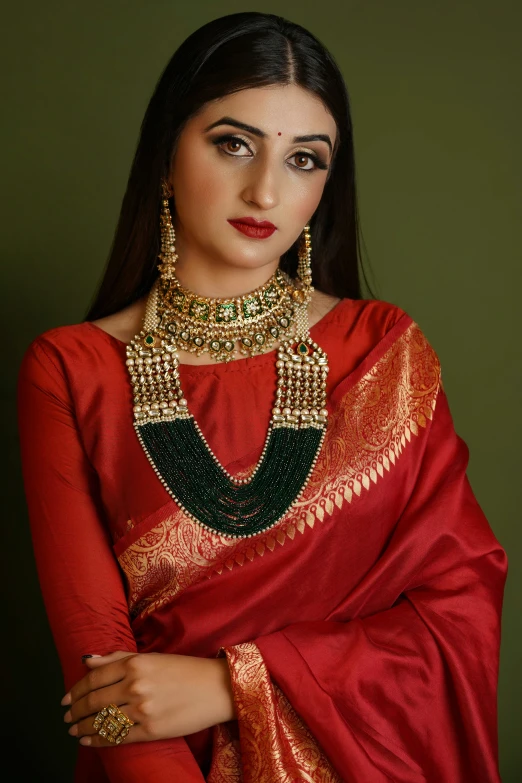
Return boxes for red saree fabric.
[17,297,507,782]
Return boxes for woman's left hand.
[61,651,236,747]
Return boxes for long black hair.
[85,11,374,321]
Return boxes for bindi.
[278,132,281,135]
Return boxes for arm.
[222,385,508,782]
[17,337,204,782]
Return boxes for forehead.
[194,84,337,139]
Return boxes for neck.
[172,225,280,299]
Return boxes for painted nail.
[81,655,93,662]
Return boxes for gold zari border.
[207,641,341,782]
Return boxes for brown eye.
[212,134,252,157]
[294,154,311,168]
[289,153,316,172]
[226,139,242,153]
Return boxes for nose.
[240,156,280,211]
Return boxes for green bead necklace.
[126,277,330,539]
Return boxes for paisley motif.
[207,641,341,782]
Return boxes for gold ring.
[92,703,134,745]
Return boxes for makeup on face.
[205,117,332,173]
[168,87,337,280]
[227,217,277,239]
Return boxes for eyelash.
[211,133,329,172]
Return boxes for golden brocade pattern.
[118,321,440,619]
[207,642,341,782]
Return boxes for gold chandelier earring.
[298,224,312,287]
[157,180,178,281]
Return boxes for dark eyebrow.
[204,116,333,155]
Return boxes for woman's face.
[168,83,337,279]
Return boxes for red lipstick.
[227,216,277,239]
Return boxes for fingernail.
[61,693,71,706]
[63,711,72,723]
[79,736,91,746]
[68,724,78,736]
[82,654,102,663]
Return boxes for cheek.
[171,147,224,223]
[287,176,326,226]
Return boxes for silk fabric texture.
[17,297,508,782]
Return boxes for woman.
[17,11,507,783]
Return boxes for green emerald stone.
[298,342,310,355]
[188,299,209,321]
[243,296,262,318]
[144,334,155,346]
[263,285,278,307]
[216,303,238,322]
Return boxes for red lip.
[227,218,276,239]
[229,216,276,228]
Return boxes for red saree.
[17,297,507,782]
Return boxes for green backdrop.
[3,1,520,779]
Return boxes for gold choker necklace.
[156,267,306,363]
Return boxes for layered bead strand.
[125,277,330,539]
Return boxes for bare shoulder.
[308,289,342,329]
[90,296,147,343]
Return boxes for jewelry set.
[92,180,330,742]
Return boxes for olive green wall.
[3,1,520,779]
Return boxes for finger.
[69,654,136,710]
[68,679,128,724]
[61,652,136,706]
[84,651,135,668]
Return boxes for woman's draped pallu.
[17,297,508,782]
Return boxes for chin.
[213,244,279,270]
